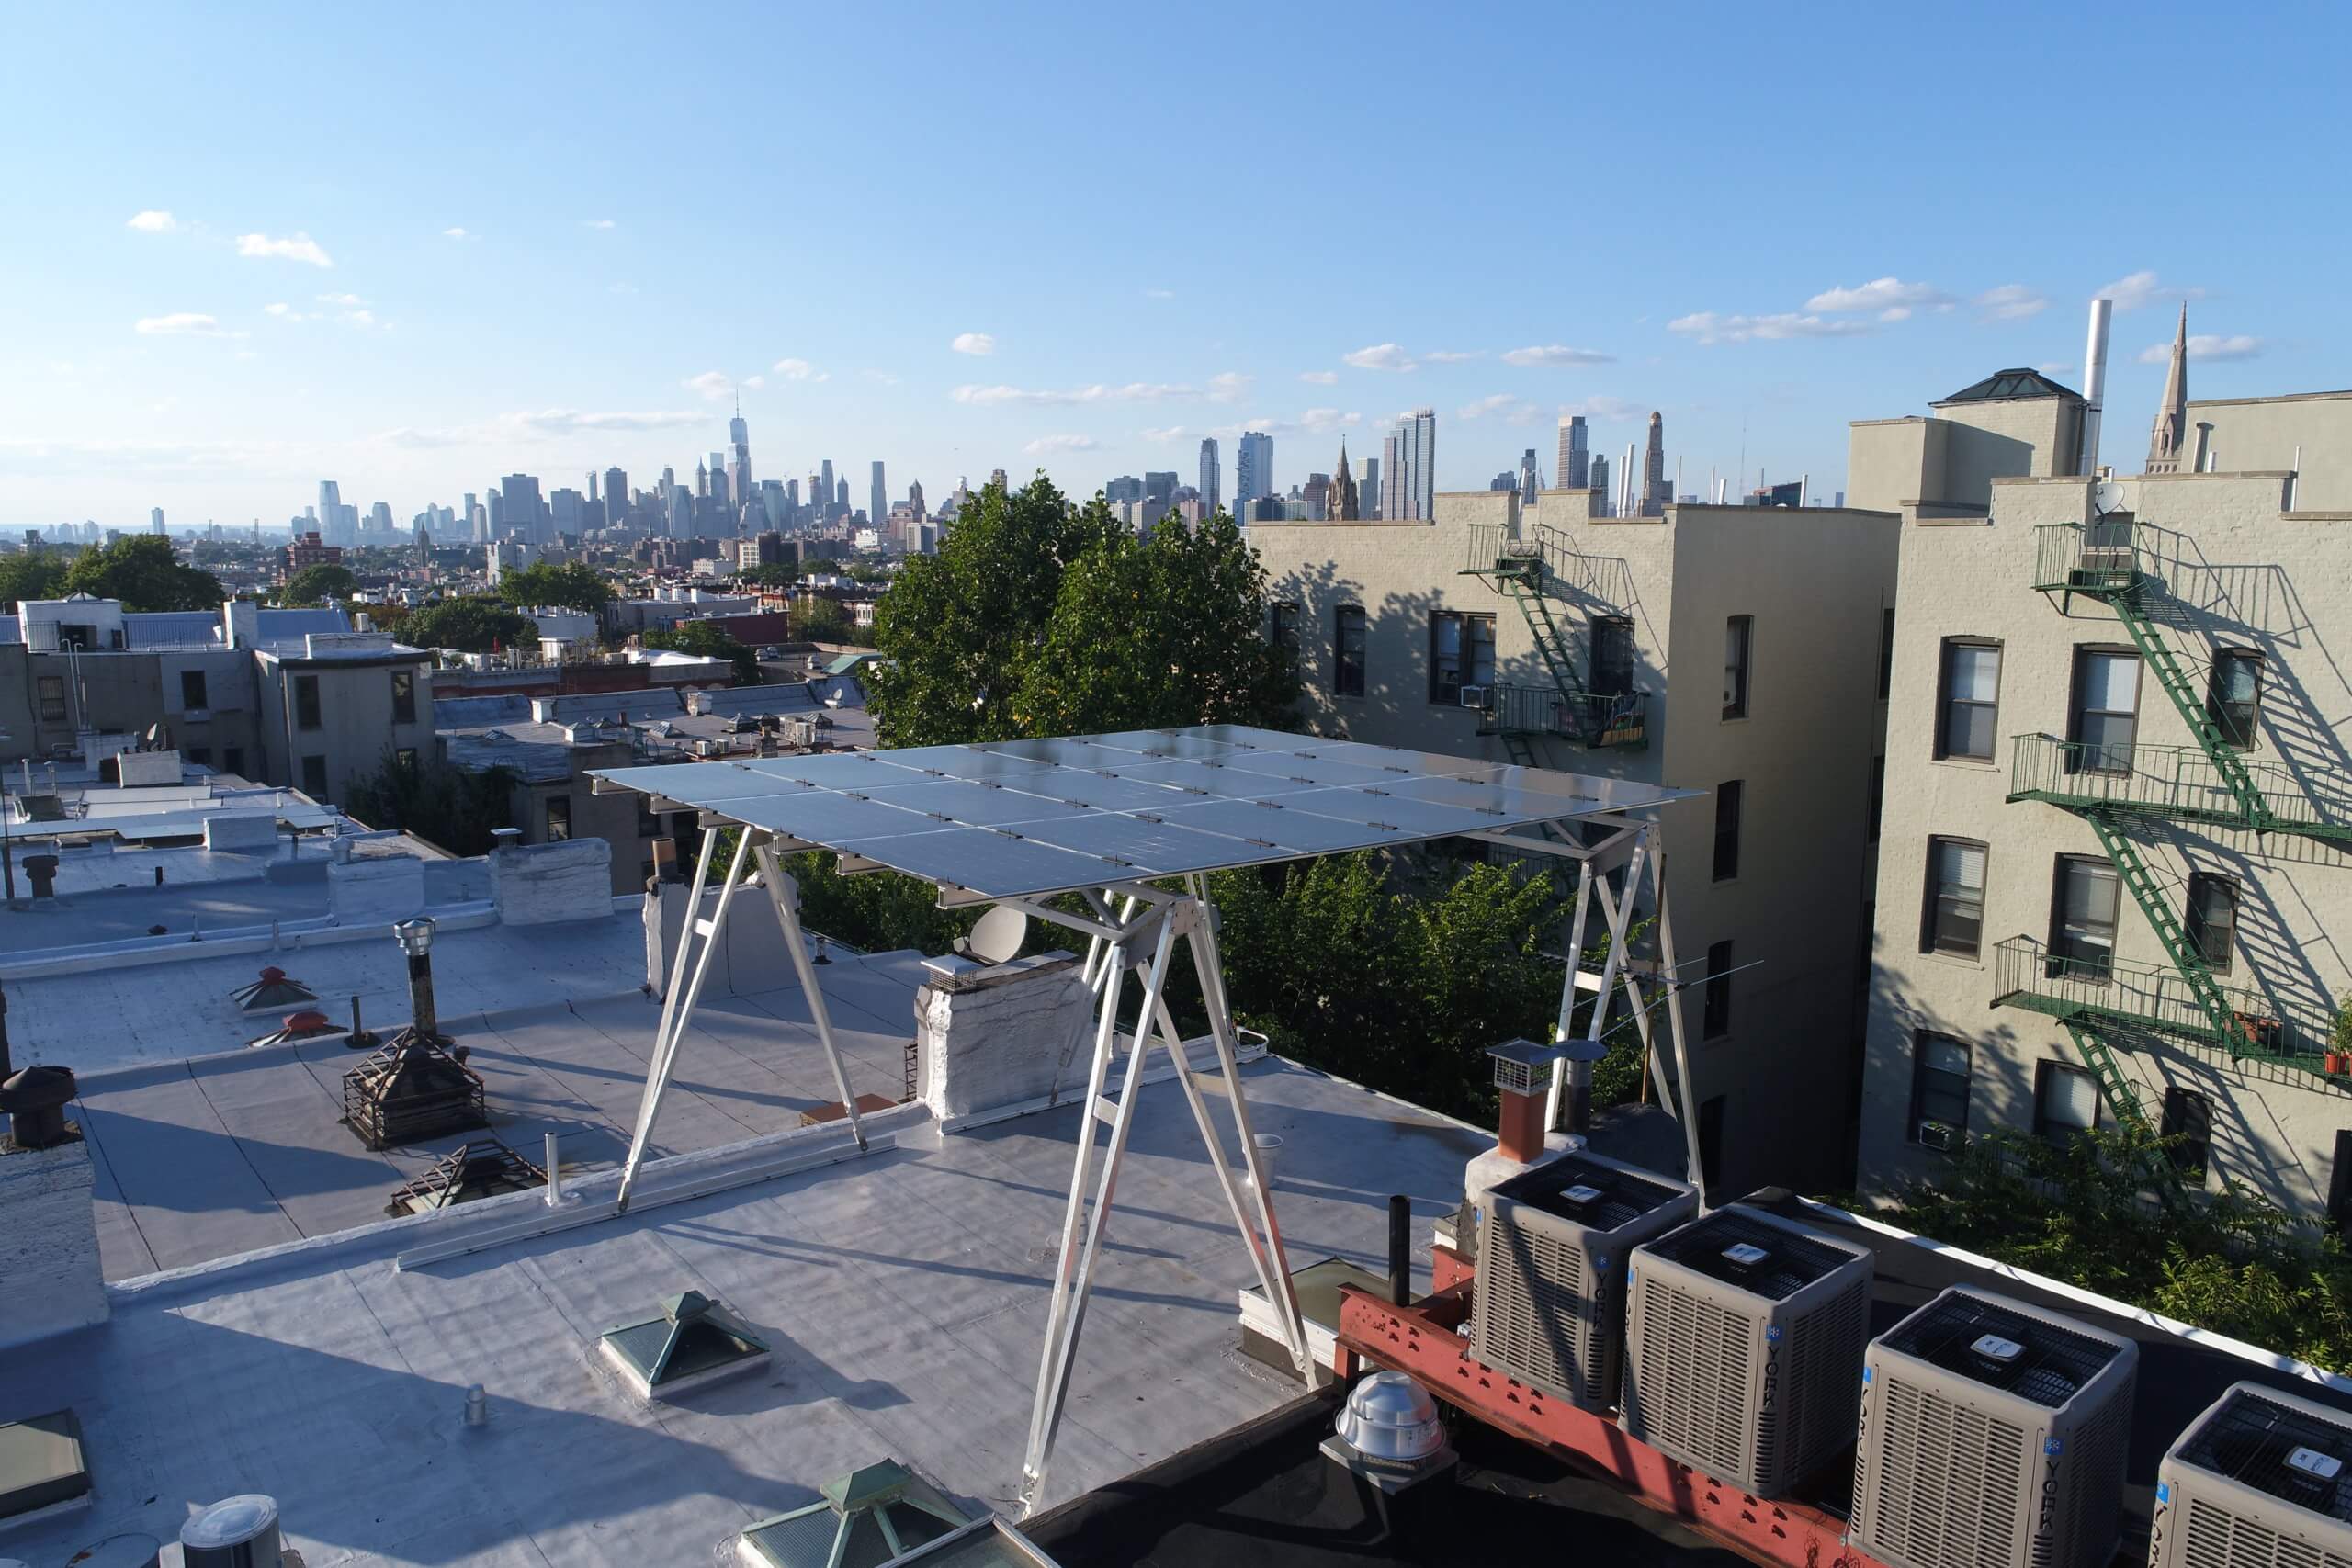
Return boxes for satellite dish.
[2091,479,2124,517]
[960,906,1028,965]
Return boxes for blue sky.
[3,0,2342,528]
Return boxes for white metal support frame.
[615,829,870,1214]
[1016,877,1310,1517]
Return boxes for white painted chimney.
[2080,299,2112,475]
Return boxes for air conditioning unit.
[1459,684,1488,710]
[1473,1149,1697,1409]
[2152,1380,2352,1568]
[1917,1121,1958,1153]
[1850,1286,2136,1568]
[1620,1203,1873,1496]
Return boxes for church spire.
[2146,302,2190,473]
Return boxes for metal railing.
[2009,733,2352,835]
[1478,682,1648,750]
[1991,935,2301,1058]
[2031,520,2143,592]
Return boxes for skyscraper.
[500,474,544,543]
[603,468,628,525]
[666,487,692,536]
[150,507,165,534]
[1236,431,1273,508]
[909,479,924,518]
[1519,448,1540,505]
[870,462,887,530]
[1380,430,1405,520]
[1361,457,1380,519]
[318,480,341,533]
[1198,438,1220,515]
[820,459,835,517]
[1143,471,1177,506]
[729,398,752,502]
[1326,440,1360,521]
[1641,412,1666,516]
[1558,415,1589,490]
[1384,409,1436,519]
[1589,454,1611,517]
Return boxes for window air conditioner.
[1917,1122,1958,1153]
[1459,685,1487,710]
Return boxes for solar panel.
[591,726,1693,899]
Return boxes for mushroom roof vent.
[249,1009,340,1048]
[231,966,319,1012]
[740,1458,970,1568]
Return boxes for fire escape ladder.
[2056,1017,2181,1201]
[2079,809,2260,1058]
[2104,581,2271,830]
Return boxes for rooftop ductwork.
[229,966,318,1013]
[384,1138,548,1216]
[736,1459,970,1568]
[340,918,488,1150]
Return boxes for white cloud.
[1141,425,1190,443]
[951,332,996,355]
[2098,270,2204,311]
[741,374,765,389]
[1023,434,1098,455]
[1667,310,1871,344]
[375,408,707,448]
[134,312,243,338]
[1299,370,1338,385]
[1879,307,1912,323]
[1342,343,1415,371]
[340,309,376,327]
[316,292,366,307]
[2036,361,2074,377]
[1457,393,1538,422]
[684,370,735,400]
[1500,344,1614,367]
[582,219,616,230]
[1559,396,1645,422]
[263,302,294,318]
[1207,371,1251,403]
[235,231,334,267]
[1975,284,2049,321]
[861,369,899,386]
[443,227,471,240]
[2139,333,2263,364]
[607,282,637,294]
[1804,277,1950,314]
[772,357,829,382]
[952,382,1192,407]
[1143,288,1174,300]
[127,209,178,233]
[1422,349,1481,363]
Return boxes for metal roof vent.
[2154,1381,2352,1567]
[1320,1371,1459,1546]
[1621,1203,1873,1498]
[1852,1286,2136,1568]
[248,1010,340,1048]
[600,1291,771,1402]
[1,1066,80,1150]
[342,918,486,1149]
[736,1459,970,1567]
[179,1494,282,1566]
[1472,1147,1698,1410]
[230,966,318,1012]
[384,1138,548,1215]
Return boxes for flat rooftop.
[1,1055,1492,1564]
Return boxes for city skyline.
[4,3,2339,527]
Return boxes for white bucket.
[1251,1133,1283,1189]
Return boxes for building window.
[394,747,418,772]
[1723,615,1751,719]
[1712,780,1742,882]
[300,754,328,797]
[1333,605,1366,697]
[1922,837,1986,958]
[1702,940,1733,1039]
[1272,603,1301,663]
[1908,1032,1971,1145]
[546,796,572,840]
[2162,1087,2212,1183]
[1590,615,1634,696]
[2034,1061,2101,1146]
[1936,639,2002,761]
[2185,871,2238,974]
[1428,611,1496,705]
[2331,1132,2352,1235]
[180,669,209,710]
[2068,648,2140,774]
[186,746,212,767]
[35,675,65,723]
[2206,649,2262,750]
[2051,855,2120,980]
[1878,607,1895,701]
[390,670,416,725]
[1867,755,1884,841]
[294,673,322,730]
[223,746,245,776]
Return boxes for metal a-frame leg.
[1641,829,1709,1204]
[752,836,866,1152]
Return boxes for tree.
[499,559,611,615]
[783,851,978,956]
[0,553,66,609]
[795,596,852,645]
[739,562,800,590]
[60,536,224,612]
[404,596,537,653]
[647,619,759,683]
[344,751,520,856]
[282,563,357,605]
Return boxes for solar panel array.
[592,723,1690,900]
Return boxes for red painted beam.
[1335,1281,1888,1568]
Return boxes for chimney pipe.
[394,918,439,1039]
[1387,1193,1412,1306]
[2080,299,2112,475]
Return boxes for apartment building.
[1853,370,2352,1222]
[1247,486,1897,1196]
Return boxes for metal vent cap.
[1335,1371,1445,1461]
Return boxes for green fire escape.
[1460,523,1648,767]
[1994,520,2350,1186]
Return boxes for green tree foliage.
[738,562,800,590]
[795,595,852,645]
[0,553,67,609]
[868,475,1295,747]
[1868,1126,2352,1371]
[343,751,520,856]
[646,619,759,683]
[403,596,538,653]
[499,559,612,615]
[783,851,978,956]
[60,536,225,612]
[281,563,357,605]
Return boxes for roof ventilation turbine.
[1851,1285,2135,1568]
[2154,1381,2352,1568]
[735,1459,970,1567]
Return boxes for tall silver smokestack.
[2080,299,2112,475]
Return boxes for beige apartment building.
[1248,484,1896,1197]
[1853,358,2352,1222]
